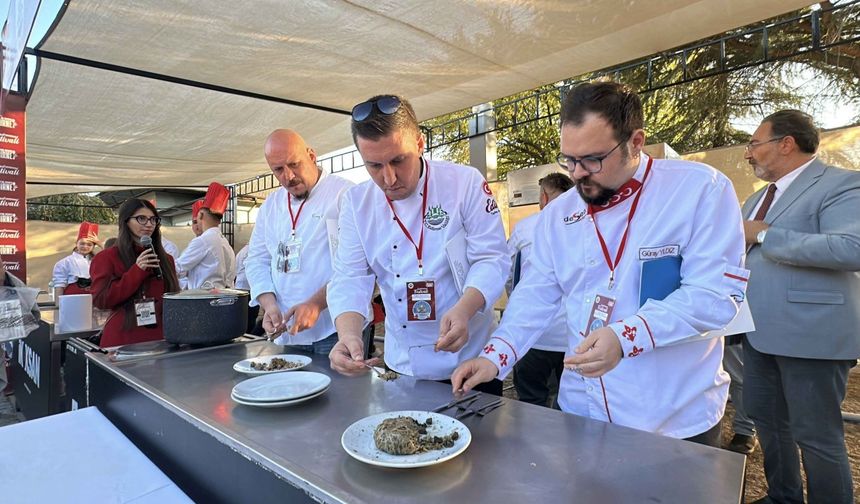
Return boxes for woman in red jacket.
[91,199,180,347]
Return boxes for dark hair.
[104,237,117,248]
[106,199,179,329]
[560,82,643,143]
[763,109,819,154]
[350,94,420,143]
[200,207,223,224]
[539,172,574,195]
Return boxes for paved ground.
[0,394,24,427]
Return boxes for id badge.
[134,298,157,327]
[406,279,436,322]
[276,238,302,273]
[585,294,616,335]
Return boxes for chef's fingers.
[283,306,298,334]
[451,358,496,394]
[261,309,284,334]
[329,340,367,376]
[574,330,600,354]
[436,329,467,353]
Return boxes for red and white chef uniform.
[177,183,236,289]
[328,158,510,380]
[483,154,749,438]
[52,221,99,295]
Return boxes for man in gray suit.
[743,109,860,504]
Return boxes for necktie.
[752,184,777,221]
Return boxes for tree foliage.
[423,1,859,180]
[28,193,117,224]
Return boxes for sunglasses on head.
[351,95,402,122]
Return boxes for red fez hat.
[202,182,229,215]
[77,221,99,241]
[191,200,204,220]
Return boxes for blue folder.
[639,255,682,307]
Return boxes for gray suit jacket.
[744,158,860,360]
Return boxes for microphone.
[139,235,163,279]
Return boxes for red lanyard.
[287,194,307,239]
[386,160,430,276]
[589,156,652,290]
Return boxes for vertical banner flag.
[0,94,26,280]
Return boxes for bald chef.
[176,182,236,289]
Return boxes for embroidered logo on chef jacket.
[424,204,450,230]
[638,244,680,260]
[482,181,493,196]
[564,209,587,225]
[485,198,499,215]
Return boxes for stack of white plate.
[231,371,331,408]
[233,354,312,375]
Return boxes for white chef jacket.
[328,159,510,380]
[483,154,748,438]
[176,227,236,290]
[234,244,250,291]
[507,212,568,352]
[246,171,354,345]
[52,252,92,288]
[162,238,180,259]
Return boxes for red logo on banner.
[0,94,26,280]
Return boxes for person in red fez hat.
[51,221,102,298]
[190,199,204,237]
[176,183,236,289]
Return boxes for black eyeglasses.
[130,215,161,226]
[556,138,626,174]
[351,95,402,122]
[744,136,786,152]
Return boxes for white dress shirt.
[162,238,180,259]
[52,252,91,288]
[176,227,236,289]
[507,212,568,352]
[246,171,354,345]
[328,159,510,380]
[483,154,748,438]
[234,245,250,290]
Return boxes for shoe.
[724,433,758,455]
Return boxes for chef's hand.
[743,220,768,245]
[437,304,471,352]
[283,300,322,335]
[329,335,382,376]
[256,293,285,335]
[450,357,498,394]
[564,326,623,378]
[135,248,160,271]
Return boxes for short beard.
[576,182,616,206]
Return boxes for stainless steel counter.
[88,341,745,503]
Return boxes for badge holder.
[276,238,302,274]
[134,297,157,327]
[406,279,436,322]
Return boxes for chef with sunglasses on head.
[327,95,510,394]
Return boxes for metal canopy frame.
[230,0,857,191]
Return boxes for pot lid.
[163,288,249,299]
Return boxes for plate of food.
[233,354,312,375]
[341,410,471,468]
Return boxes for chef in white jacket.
[52,221,100,298]
[176,182,236,290]
[453,82,748,445]
[245,129,354,352]
[506,172,574,408]
[328,95,510,393]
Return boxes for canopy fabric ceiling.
[26,0,810,194]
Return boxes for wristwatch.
[755,229,768,244]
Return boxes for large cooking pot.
[163,288,249,345]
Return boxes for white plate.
[231,386,329,408]
[232,371,331,402]
[341,411,471,468]
[233,354,312,375]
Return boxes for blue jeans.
[284,332,338,355]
